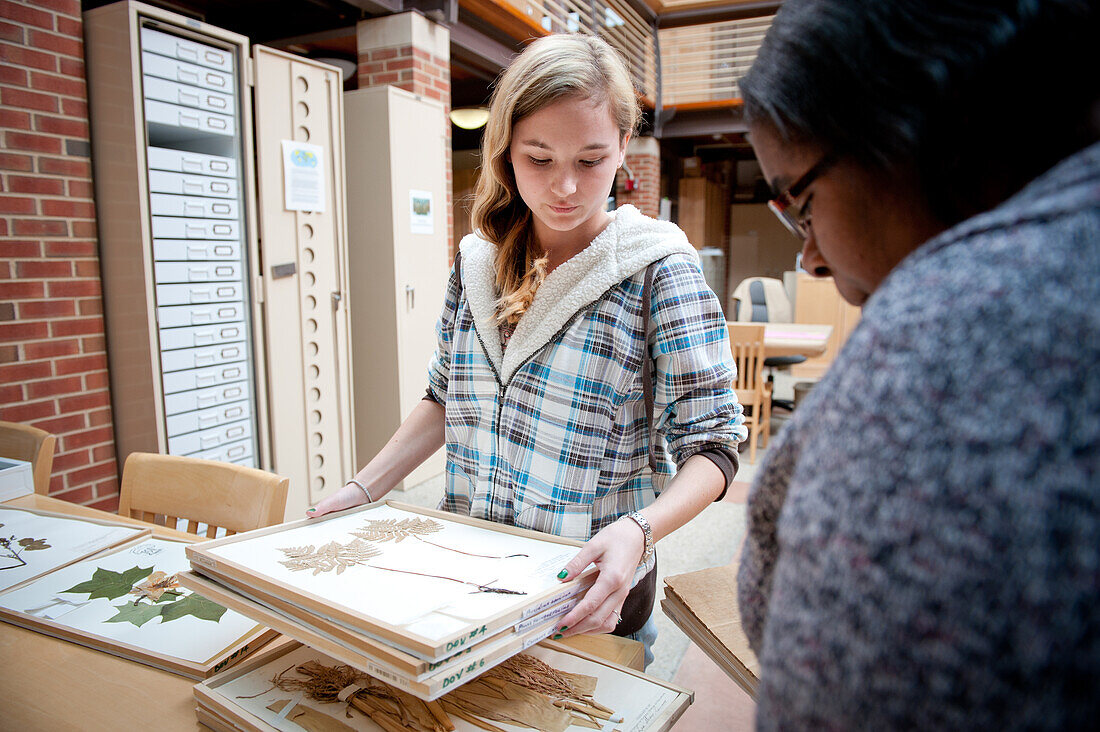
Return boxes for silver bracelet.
[346,478,374,503]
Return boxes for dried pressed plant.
[351,517,528,560]
[278,539,382,576]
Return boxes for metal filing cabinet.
[84,1,355,516]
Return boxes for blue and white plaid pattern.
[427,252,745,542]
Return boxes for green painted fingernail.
[552,634,563,640]
[557,569,568,579]
[559,625,568,631]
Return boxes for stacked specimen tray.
[181,501,600,699]
[661,565,759,698]
[194,638,693,732]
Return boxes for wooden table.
[763,322,833,359]
[0,494,643,730]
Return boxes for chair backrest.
[118,453,289,537]
[0,420,57,495]
[731,277,792,323]
[726,323,767,406]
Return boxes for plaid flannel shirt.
[426,206,746,547]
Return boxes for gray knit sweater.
[738,141,1100,730]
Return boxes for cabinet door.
[252,46,355,515]
[387,90,449,488]
[791,274,861,379]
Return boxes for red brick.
[386,58,414,72]
[66,459,116,486]
[19,299,75,318]
[17,260,71,278]
[423,87,443,102]
[5,130,62,154]
[0,62,28,85]
[0,359,52,382]
[58,55,82,78]
[0,240,41,257]
[12,218,66,236]
[56,15,82,38]
[0,399,57,422]
[80,334,104,353]
[54,352,106,375]
[35,114,88,137]
[371,72,400,85]
[29,30,82,59]
[34,0,81,18]
[23,337,78,359]
[71,220,96,237]
[26,375,82,399]
[54,484,93,504]
[7,175,64,195]
[0,1,54,30]
[0,344,18,363]
[0,267,26,289]
[92,443,115,462]
[29,71,85,99]
[77,298,102,315]
[59,391,110,414]
[0,320,48,341]
[41,198,94,218]
[1,86,59,113]
[83,371,109,390]
[63,425,112,449]
[73,260,99,278]
[0,219,6,236]
[60,97,85,117]
[89,494,120,512]
[50,316,103,338]
[48,279,99,298]
[37,155,88,176]
[86,406,111,425]
[0,42,56,72]
[66,179,91,198]
[371,48,398,61]
[0,152,33,171]
[0,195,35,214]
[0,383,22,403]
[358,61,385,75]
[44,239,94,257]
[0,20,23,43]
[34,414,86,437]
[0,108,31,129]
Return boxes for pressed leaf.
[129,570,181,602]
[63,565,154,601]
[105,600,164,627]
[278,539,381,576]
[18,538,51,551]
[159,592,228,623]
[350,517,443,544]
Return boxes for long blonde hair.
[471,34,640,326]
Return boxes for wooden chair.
[118,453,289,537]
[727,323,772,464]
[0,420,57,495]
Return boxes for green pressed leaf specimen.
[158,592,227,623]
[64,565,154,601]
[105,600,164,627]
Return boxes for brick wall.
[616,136,661,218]
[0,0,118,510]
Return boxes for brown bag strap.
[612,562,657,637]
[641,261,658,472]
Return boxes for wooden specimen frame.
[180,569,580,699]
[0,505,150,593]
[186,501,598,660]
[193,639,693,732]
[0,535,277,679]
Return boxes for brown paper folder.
[662,564,759,698]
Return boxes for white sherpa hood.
[459,204,699,385]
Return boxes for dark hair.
[741,0,1099,225]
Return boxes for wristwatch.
[624,511,654,564]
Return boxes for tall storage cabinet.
[85,1,355,516]
[345,86,448,489]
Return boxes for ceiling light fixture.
[449,106,490,130]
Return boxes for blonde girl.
[312,34,745,665]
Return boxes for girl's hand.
[553,517,646,637]
[307,483,371,519]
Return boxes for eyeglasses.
[767,152,837,239]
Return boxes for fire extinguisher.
[621,161,638,192]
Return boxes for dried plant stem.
[410,533,528,559]
[368,564,527,595]
[437,701,509,732]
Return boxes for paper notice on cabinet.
[409,189,433,234]
[282,140,326,212]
